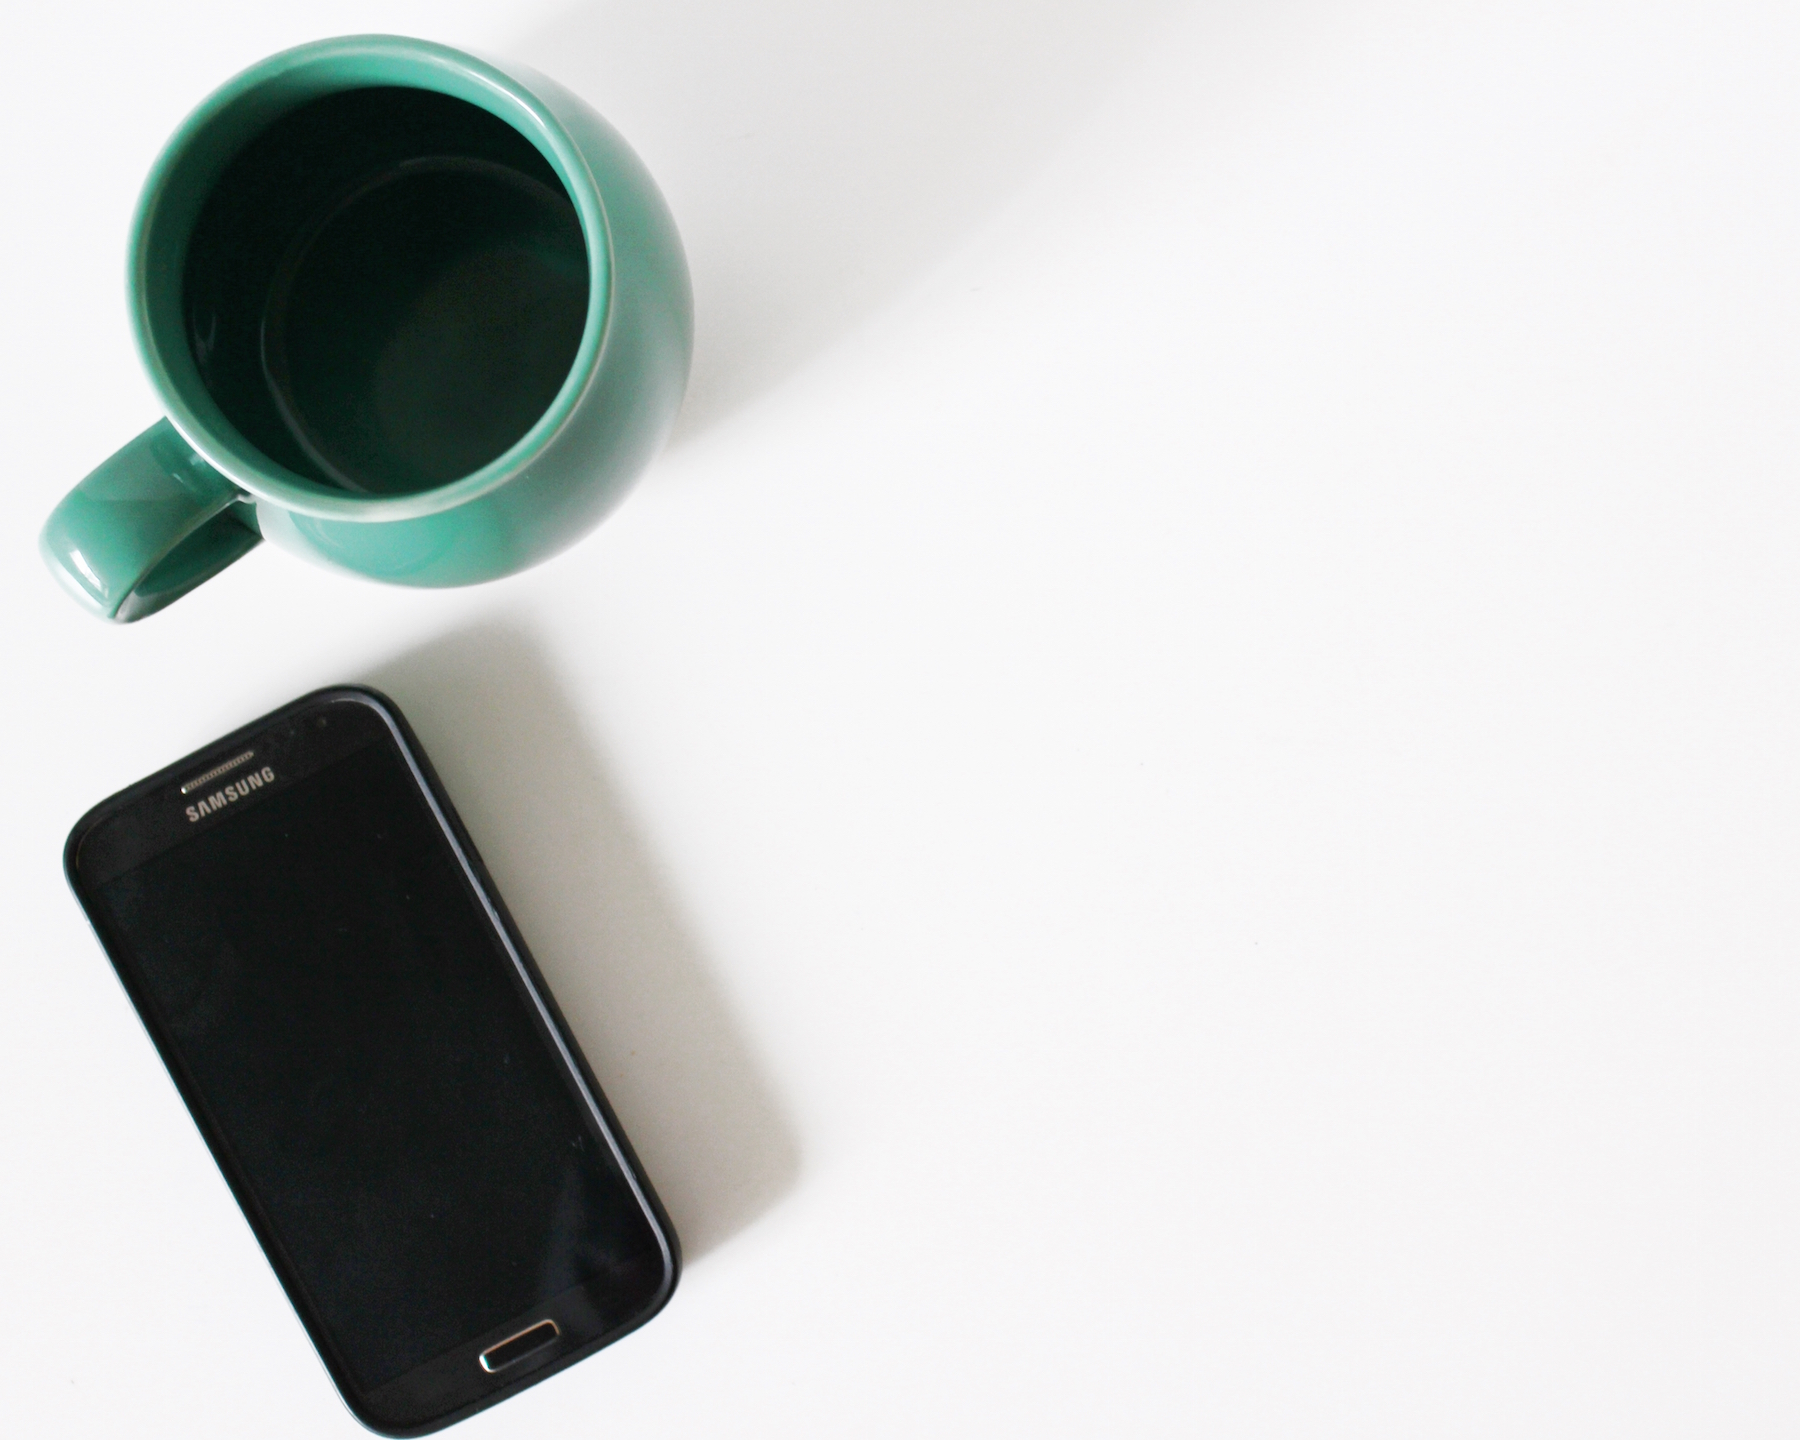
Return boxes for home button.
[479,1319,560,1373]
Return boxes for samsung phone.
[63,686,679,1435]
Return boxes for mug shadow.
[508,0,1185,439]
[361,621,798,1260]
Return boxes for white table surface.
[6,2,1800,1435]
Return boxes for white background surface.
[4,2,1799,1435]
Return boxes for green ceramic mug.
[41,35,692,622]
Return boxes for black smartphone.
[63,686,679,1435]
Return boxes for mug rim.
[128,34,614,523]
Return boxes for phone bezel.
[63,685,680,1436]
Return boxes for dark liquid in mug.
[185,89,588,497]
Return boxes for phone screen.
[71,697,669,1411]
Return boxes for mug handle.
[40,420,263,623]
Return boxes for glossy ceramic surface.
[41,35,692,622]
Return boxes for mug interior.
[133,41,608,515]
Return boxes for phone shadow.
[361,622,798,1262]
[508,0,1183,440]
